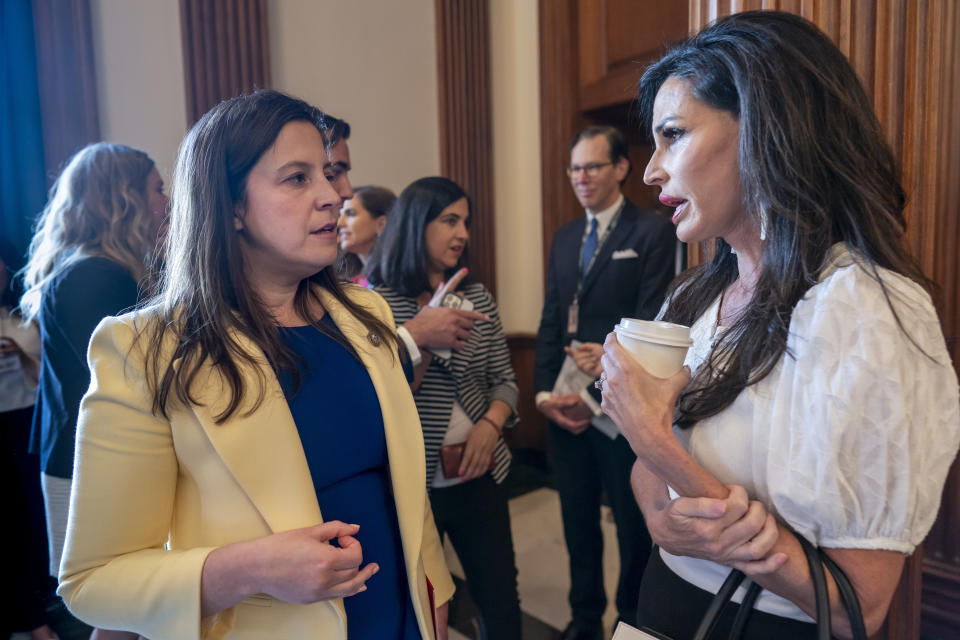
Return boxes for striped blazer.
[375,282,518,485]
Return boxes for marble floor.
[445,485,622,640]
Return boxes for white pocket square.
[612,248,639,260]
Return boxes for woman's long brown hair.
[637,11,934,428]
[140,91,398,423]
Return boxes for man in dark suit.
[535,125,678,640]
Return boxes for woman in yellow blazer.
[58,90,454,640]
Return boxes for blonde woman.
[21,143,168,624]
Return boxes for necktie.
[581,217,598,276]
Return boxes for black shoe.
[559,620,603,640]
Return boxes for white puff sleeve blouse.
[662,246,960,619]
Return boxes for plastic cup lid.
[615,318,692,347]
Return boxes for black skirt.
[636,549,820,639]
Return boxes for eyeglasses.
[566,162,612,178]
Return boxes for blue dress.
[277,316,421,639]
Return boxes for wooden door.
[538,0,688,272]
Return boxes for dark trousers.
[1,406,50,634]
[548,423,652,630]
[637,549,819,639]
[1,406,93,639]
[430,475,522,640]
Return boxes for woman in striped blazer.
[367,177,522,640]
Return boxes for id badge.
[440,292,464,309]
[567,301,578,335]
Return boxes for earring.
[759,206,769,242]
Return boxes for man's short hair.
[320,114,351,147]
[569,125,631,185]
[569,125,628,163]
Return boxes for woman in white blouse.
[597,11,960,639]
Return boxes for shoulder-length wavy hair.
[637,10,932,428]
[20,142,157,321]
[366,176,472,296]
[142,90,397,422]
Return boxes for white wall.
[490,0,544,334]
[90,0,441,194]
[90,0,188,181]
[268,0,440,194]
[89,0,543,334]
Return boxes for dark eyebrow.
[277,160,313,173]
[653,116,676,135]
[325,160,351,171]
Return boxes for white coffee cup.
[613,318,692,378]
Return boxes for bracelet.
[479,416,502,436]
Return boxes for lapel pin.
[367,331,382,346]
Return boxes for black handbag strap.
[796,534,871,640]
[796,534,832,640]
[692,569,747,640]
[726,580,762,639]
[680,534,868,640]
[820,549,868,640]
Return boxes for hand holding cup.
[599,324,691,457]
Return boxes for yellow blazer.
[58,285,455,639]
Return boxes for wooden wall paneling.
[920,0,960,635]
[538,0,587,276]
[900,0,929,263]
[577,0,605,89]
[31,0,100,182]
[940,0,960,367]
[179,0,271,126]
[504,334,548,452]
[872,0,907,162]
[577,0,688,111]
[435,0,496,295]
